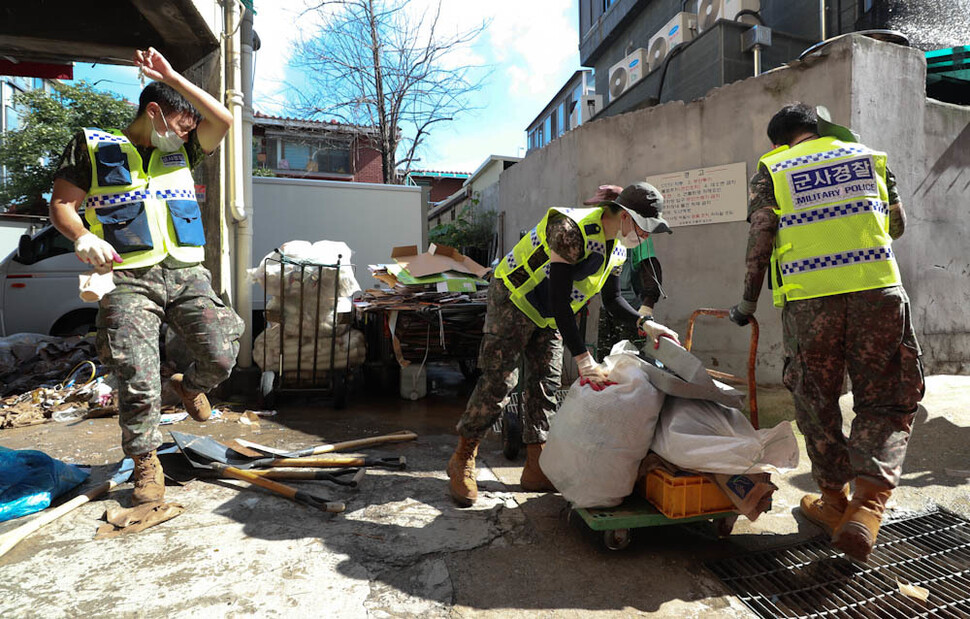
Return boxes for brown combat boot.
[832,478,893,562]
[131,451,165,505]
[520,443,556,492]
[799,484,850,536]
[170,374,211,422]
[448,436,480,507]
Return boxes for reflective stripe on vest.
[493,207,626,328]
[760,136,900,307]
[82,128,205,270]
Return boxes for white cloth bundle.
[254,325,366,373]
[264,296,351,338]
[249,240,360,301]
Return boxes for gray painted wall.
[498,36,969,383]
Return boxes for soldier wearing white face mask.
[49,48,244,506]
[447,182,678,507]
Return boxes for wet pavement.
[0,365,967,618]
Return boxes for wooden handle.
[0,480,115,559]
[212,464,345,513]
[307,430,417,455]
[269,456,367,467]
[212,464,298,498]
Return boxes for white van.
[0,225,94,337]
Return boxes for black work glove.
[729,299,757,326]
[729,305,750,326]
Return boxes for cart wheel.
[333,370,348,410]
[604,528,632,551]
[715,514,739,538]
[502,407,522,460]
[259,371,276,408]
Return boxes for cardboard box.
[391,244,490,279]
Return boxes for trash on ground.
[95,501,185,539]
[0,333,99,397]
[897,579,930,602]
[0,364,116,429]
[0,447,90,523]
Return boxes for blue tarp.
[0,446,89,522]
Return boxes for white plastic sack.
[264,296,351,337]
[253,325,366,373]
[651,397,799,475]
[249,240,360,300]
[539,345,665,508]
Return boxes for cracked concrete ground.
[0,368,967,617]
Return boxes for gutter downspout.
[237,5,255,368]
[224,0,253,368]
[819,0,827,41]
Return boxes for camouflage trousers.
[782,285,924,491]
[457,278,563,444]
[97,262,245,456]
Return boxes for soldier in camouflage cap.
[448,182,677,507]
[730,103,924,562]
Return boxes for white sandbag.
[253,325,366,373]
[264,296,351,337]
[248,240,360,300]
[651,397,800,475]
[539,344,666,508]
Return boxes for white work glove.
[637,317,680,349]
[75,233,121,268]
[576,353,614,391]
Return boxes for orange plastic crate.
[641,469,735,519]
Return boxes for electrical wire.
[58,360,98,389]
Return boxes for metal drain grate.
[706,509,970,618]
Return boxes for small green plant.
[428,198,497,263]
[252,167,276,177]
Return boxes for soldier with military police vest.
[730,103,924,562]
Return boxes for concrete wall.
[252,177,423,300]
[499,36,969,383]
[847,37,970,373]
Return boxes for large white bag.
[651,397,799,475]
[539,343,665,508]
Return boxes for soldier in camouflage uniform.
[449,183,678,507]
[49,48,243,504]
[730,104,924,562]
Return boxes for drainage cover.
[706,509,970,618]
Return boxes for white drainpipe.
[224,0,253,368]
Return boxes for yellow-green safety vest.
[82,128,205,269]
[760,136,900,307]
[493,207,627,328]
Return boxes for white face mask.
[618,217,644,249]
[150,109,185,153]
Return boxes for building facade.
[526,70,600,154]
[252,112,384,183]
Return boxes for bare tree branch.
[291,0,488,184]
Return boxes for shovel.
[232,430,417,458]
[170,432,345,514]
[170,431,406,470]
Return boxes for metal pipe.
[819,0,827,41]
[233,3,255,368]
[753,45,762,76]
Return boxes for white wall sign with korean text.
[646,162,748,228]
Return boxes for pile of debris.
[360,244,489,311]
[0,334,114,429]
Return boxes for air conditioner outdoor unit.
[647,12,698,72]
[608,48,649,102]
[697,0,760,33]
[569,94,602,128]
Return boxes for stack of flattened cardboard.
[359,244,490,311]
